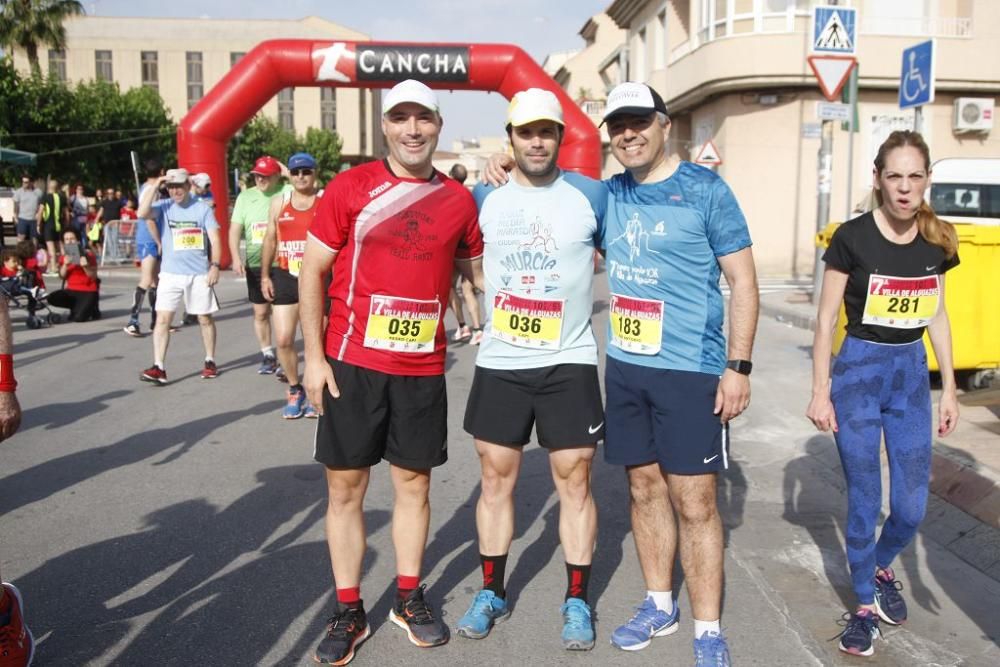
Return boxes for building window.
[633,27,647,80]
[278,88,295,131]
[95,50,113,81]
[141,51,158,91]
[48,49,66,81]
[321,88,337,131]
[230,51,246,68]
[655,10,667,69]
[359,91,367,154]
[186,51,203,110]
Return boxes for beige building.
[8,15,384,163]
[596,0,1000,277]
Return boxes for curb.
[762,297,1000,530]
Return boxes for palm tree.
[0,0,84,77]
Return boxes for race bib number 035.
[862,274,940,329]
[491,292,564,349]
[172,227,204,251]
[609,294,663,355]
[364,296,440,353]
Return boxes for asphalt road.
[1,269,997,666]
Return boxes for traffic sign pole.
[845,65,858,220]
[813,120,834,304]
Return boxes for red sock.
[397,574,420,599]
[336,586,361,608]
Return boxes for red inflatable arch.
[177,40,602,267]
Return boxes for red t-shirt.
[277,191,322,276]
[119,207,137,221]
[309,160,483,376]
[0,265,16,279]
[61,251,99,292]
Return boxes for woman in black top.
[806,131,959,657]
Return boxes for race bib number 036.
[172,227,204,251]
[491,292,564,349]
[862,274,941,329]
[364,296,440,353]
[609,293,663,355]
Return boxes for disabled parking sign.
[899,40,935,109]
[812,6,857,54]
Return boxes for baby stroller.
[0,279,62,329]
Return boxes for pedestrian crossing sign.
[812,5,857,55]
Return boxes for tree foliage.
[0,0,84,77]
[228,116,343,186]
[0,58,175,190]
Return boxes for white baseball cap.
[506,88,564,128]
[602,82,669,125]
[164,168,190,184]
[191,172,211,188]
[383,79,439,114]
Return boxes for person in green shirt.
[229,155,291,375]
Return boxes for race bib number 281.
[862,274,940,329]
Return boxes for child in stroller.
[0,244,60,329]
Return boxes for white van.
[928,158,1000,225]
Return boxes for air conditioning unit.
[952,98,994,133]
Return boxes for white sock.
[262,346,275,356]
[694,618,721,639]
[154,361,164,370]
[647,590,673,614]
[205,356,214,363]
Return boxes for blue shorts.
[16,218,37,239]
[604,357,729,474]
[136,242,160,261]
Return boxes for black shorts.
[604,357,729,474]
[314,358,448,469]
[245,266,267,305]
[464,363,604,448]
[270,268,299,306]
[42,221,60,243]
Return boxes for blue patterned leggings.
[831,335,932,605]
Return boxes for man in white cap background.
[484,81,759,667]
[191,172,215,209]
[137,168,223,385]
[300,78,484,665]
[229,155,290,375]
[455,88,608,651]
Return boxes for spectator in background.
[124,158,166,337]
[69,184,90,243]
[192,173,215,209]
[39,179,69,275]
[47,227,101,322]
[447,163,483,344]
[13,175,42,243]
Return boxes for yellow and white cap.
[506,88,564,128]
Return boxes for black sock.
[480,553,508,599]
[458,320,466,328]
[147,286,157,317]
[130,287,146,319]
[565,563,591,603]
[290,383,303,392]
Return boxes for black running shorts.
[244,266,267,305]
[463,363,604,448]
[269,267,299,306]
[314,358,448,469]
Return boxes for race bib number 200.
[862,274,940,329]
[172,227,204,251]
[609,294,663,355]
[364,296,440,353]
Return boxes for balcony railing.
[859,16,973,38]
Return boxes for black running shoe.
[389,585,449,647]
[837,609,880,657]
[874,567,907,625]
[314,605,370,665]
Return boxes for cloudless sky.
[85,0,611,146]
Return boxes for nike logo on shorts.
[703,454,720,464]
[588,422,604,434]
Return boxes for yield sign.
[807,55,856,101]
[694,140,722,166]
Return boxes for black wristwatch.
[726,359,753,376]
[210,261,221,268]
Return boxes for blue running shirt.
[473,171,607,369]
[602,162,751,375]
[153,198,219,275]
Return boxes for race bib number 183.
[364,296,440,353]
[609,293,664,355]
[861,274,940,329]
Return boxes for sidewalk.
[760,290,1000,534]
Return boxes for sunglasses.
[290,168,314,176]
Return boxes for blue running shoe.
[693,630,731,666]
[874,567,907,625]
[837,609,880,657]
[456,589,510,639]
[610,597,679,651]
[282,387,306,419]
[560,598,595,650]
[304,403,318,419]
[258,354,278,375]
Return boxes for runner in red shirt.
[260,152,323,420]
[301,80,484,665]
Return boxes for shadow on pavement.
[20,390,132,432]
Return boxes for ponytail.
[916,200,958,259]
